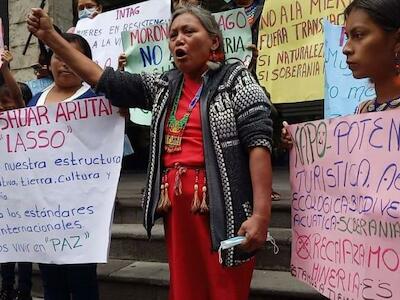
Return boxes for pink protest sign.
[288,109,400,300]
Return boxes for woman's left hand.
[237,213,269,253]
[118,53,127,71]
[246,44,259,59]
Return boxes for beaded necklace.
[367,97,400,112]
[165,80,203,153]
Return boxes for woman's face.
[343,8,400,81]
[169,13,218,78]
[50,42,84,89]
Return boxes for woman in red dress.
[28,5,273,299]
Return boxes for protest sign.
[130,108,151,126]
[288,111,400,299]
[25,78,53,96]
[121,8,252,74]
[0,97,124,263]
[121,7,252,125]
[75,0,171,70]
[324,21,375,118]
[257,0,351,103]
[215,8,253,66]
[121,22,172,74]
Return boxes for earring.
[207,47,225,70]
[209,48,224,63]
[209,48,217,62]
[395,52,400,75]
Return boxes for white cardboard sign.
[0,97,124,263]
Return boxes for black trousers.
[39,263,99,300]
[1,262,32,293]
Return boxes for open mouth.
[175,49,187,59]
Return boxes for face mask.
[78,7,97,20]
[217,232,279,264]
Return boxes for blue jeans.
[39,263,98,300]
[1,262,32,293]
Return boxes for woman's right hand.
[281,121,293,149]
[27,8,54,41]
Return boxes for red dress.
[162,75,255,300]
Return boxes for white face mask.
[217,232,279,264]
[78,7,97,20]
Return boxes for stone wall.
[8,0,73,82]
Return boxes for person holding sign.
[26,33,100,300]
[282,0,400,144]
[0,49,32,300]
[27,4,273,300]
[0,48,24,111]
[28,34,96,106]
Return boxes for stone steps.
[31,259,326,300]
[30,171,328,299]
[113,194,292,228]
[109,223,291,272]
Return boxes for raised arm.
[27,8,102,86]
[1,48,24,108]
[27,8,154,110]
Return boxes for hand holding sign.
[281,121,293,149]
[0,46,13,70]
[246,43,258,59]
[117,53,127,71]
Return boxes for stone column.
[8,0,73,82]
[47,0,74,32]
